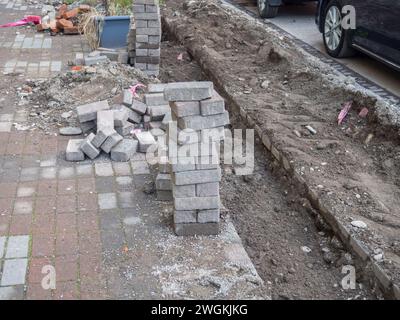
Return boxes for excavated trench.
[159,30,377,300]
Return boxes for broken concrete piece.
[80,133,100,160]
[77,100,109,123]
[111,139,138,162]
[59,127,82,136]
[101,132,123,153]
[164,82,214,101]
[66,139,85,161]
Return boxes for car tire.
[257,0,279,18]
[322,0,356,58]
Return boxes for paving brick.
[200,127,226,143]
[1,258,28,286]
[92,127,115,149]
[66,139,84,161]
[161,112,172,130]
[58,167,75,179]
[174,210,197,223]
[111,139,138,162]
[196,155,220,170]
[98,193,117,210]
[148,105,170,121]
[113,109,129,127]
[196,182,219,197]
[134,12,160,20]
[173,168,221,185]
[197,209,220,223]
[170,101,200,117]
[31,235,55,257]
[40,167,57,180]
[135,131,156,153]
[80,133,100,160]
[168,157,196,172]
[101,132,123,153]
[5,235,30,258]
[77,100,109,123]
[97,110,114,130]
[14,200,33,215]
[17,186,36,197]
[174,196,220,211]
[130,160,150,174]
[178,111,230,131]
[148,83,168,93]
[131,99,147,115]
[200,90,225,116]
[116,105,142,124]
[172,184,196,198]
[94,162,114,177]
[76,164,93,177]
[144,93,167,106]
[56,195,76,213]
[164,82,214,101]
[0,285,25,300]
[0,236,5,258]
[136,27,161,36]
[84,55,108,66]
[115,121,134,136]
[55,255,78,282]
[80,120,96,133]
[174,223,219,236]
[122,89,133,107]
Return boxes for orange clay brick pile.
[36,4,91,35]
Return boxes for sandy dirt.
[161,0,400,295]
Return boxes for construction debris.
[37,3,91,35]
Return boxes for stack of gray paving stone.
[66,99,141,162]
[133,0,161,76]
[163,82,230,236]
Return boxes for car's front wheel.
[323,0,355,57]
[257,0,279,18]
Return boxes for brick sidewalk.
[0,1,267,300]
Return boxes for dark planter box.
[97,16,130,49]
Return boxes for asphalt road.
[247,1,400,96]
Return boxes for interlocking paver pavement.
[0,1,267,300]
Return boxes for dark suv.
[257,0,316,18]
[316,0,400,71]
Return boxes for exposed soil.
[161,0,400,295]
[160,38,376,299]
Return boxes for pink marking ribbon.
[0,16,41,28]
[338,101,352,125]
[129,83,146,98]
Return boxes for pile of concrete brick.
[75,48,129,66]
[161,82,230,236]
[133,0,161,76]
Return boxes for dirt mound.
[16,62,154,132]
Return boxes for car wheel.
[257,0,279,18]
[323,0,356,57]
